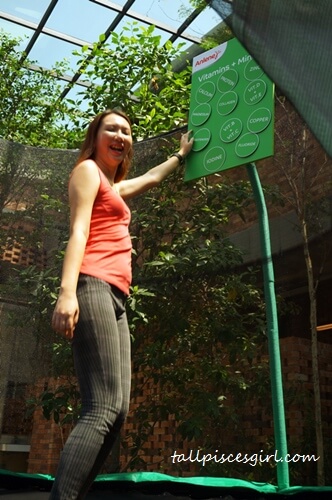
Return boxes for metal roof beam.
[60,0,144,98]
[0,11,91,48]
[22,0,59,59]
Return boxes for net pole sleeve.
[246,162,289,490]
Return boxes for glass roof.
[0,0,223,105]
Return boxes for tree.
[273,95,332,485]
[180,0,234,53]
[0,31,72,252]
[0,25,191,449]
[0,25,192,148]
[67,24,192,139]
[122,157,271,476]
[0,32,74,148]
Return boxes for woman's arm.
[117,130,193,200]
[52,161,100,339]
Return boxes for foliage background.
[2,18,331,485]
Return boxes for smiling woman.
[94,114,133,180]
[49,108,193,499]
[75,111,133,185]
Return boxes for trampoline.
[1,470,332,499]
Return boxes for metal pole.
[246,162,289,490]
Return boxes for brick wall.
[25,334,332,479]
[117,336,332,478]
[27,379,72,476]
[281,336,332,445]
[27,405,65,476]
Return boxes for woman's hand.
[179,130,194,158]
[52,291,79,340]
[116,130,194,199]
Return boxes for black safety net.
[208,0,332,157]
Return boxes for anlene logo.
[195,48,223,68]
[192,43,227,73]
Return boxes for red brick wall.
[281,336,332,443]
[26,337,329,477]
[1,221,47,267]
[117,336,332,477]
[27,404,65,476]
[27,379,72,476]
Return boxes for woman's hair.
[75,108,133,182]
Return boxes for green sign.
[185,38,274,182]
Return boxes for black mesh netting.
[208,0,332,157]
[0,129,180,455]
[1,127,332,496]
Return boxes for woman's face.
[95,113,132,168]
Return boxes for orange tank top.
[80,166,132,295]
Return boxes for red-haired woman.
[50,109,193,499]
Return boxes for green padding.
[2,469,332,495]
[0,468,53,481]
[95,472,276,493]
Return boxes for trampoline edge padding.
[1,469,332,496]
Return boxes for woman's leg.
[49,275,131,500]
[76,283,131,498]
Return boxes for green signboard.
[185,38,274,182]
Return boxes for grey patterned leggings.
[49,274,131,499]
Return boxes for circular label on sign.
[220,118,243,143]
[217,69,239,93]
[192,128,211,152]
[244,80,266,105]
[204,146,226,172]
[191,103,212,127]
[235,133,260,158]
[247,108,272,133]
[196,81,216,103]
[217,91,238,116]
[244,59,264,81]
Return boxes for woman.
[50,108,193,499]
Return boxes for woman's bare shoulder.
[69,160,100,197]
[73,159,99,173]
[70,160,99,182]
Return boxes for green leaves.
[0,32,73,147]
[123,166,271,471]
[27,383,81,428]
[0,23,191,147]
[72,22,191,139]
